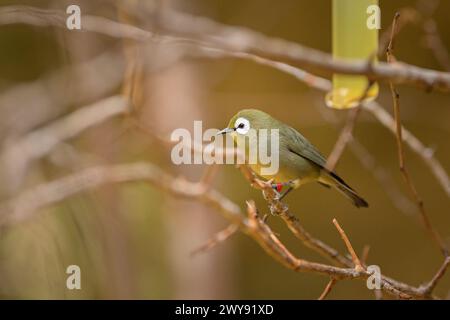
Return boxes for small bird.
[218,109,368,208]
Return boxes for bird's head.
[217,109,276,138]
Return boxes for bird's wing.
[282,126,327,168]
[282,125,356,191]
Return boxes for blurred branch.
[360,245,371,267]
[0,5,151,40]
[0,163,363,278]
[2,5,450,91]
[0,162,412,297]
[325,107,361,172]
[0,50,124,140]
[238,165,350,267]
[3,6,449,197]
[418,256,450,297]
[318,278,337,300]
[416,0,450,71]
[190,224,238,257]
[185,31,450,198]
[238,164,445,299]
[332,218,364,272]
[2,160,445,298]
[386,13,448,257]
[1,3,449,299]
[318,107,418,217]
[0,95,130,192]
[363,101,450,197]
[153,10,450,92]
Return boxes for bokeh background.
[0,0,449,299]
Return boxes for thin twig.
[332,219,364,272]
[325,107,361,172]
[238,163,446,299]
[416,0,450,71]
[2,5,450,91]
[190,224,239,257]
[318,278,338,300]
[0,4,448,300]
[419,257,450,296]
[0,95,130,192]
[326,79,377,172]
[319,107,417,216]
[238,165,350,266]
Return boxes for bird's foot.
[262,188,278,201]
[270,181,295,201]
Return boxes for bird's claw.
[269,202,288,215]
[273,192,282,201]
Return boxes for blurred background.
[0,0,449,299]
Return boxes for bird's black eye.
[237,123,245,129]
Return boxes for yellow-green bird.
[218,109,368,208]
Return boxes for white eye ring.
[234,117,250,135]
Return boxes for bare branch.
[237,164,441,299]
[318,278,338,300]
[325,78,378,172]
[2,5,450,91]
[199,165,220,191]
[332,219,364,272]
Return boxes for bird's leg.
[278,186,294,201]
[271,181,295,201]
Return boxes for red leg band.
[276,183,283,193]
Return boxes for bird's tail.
[319,171,368,208]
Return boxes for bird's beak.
[216,127,234,135]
